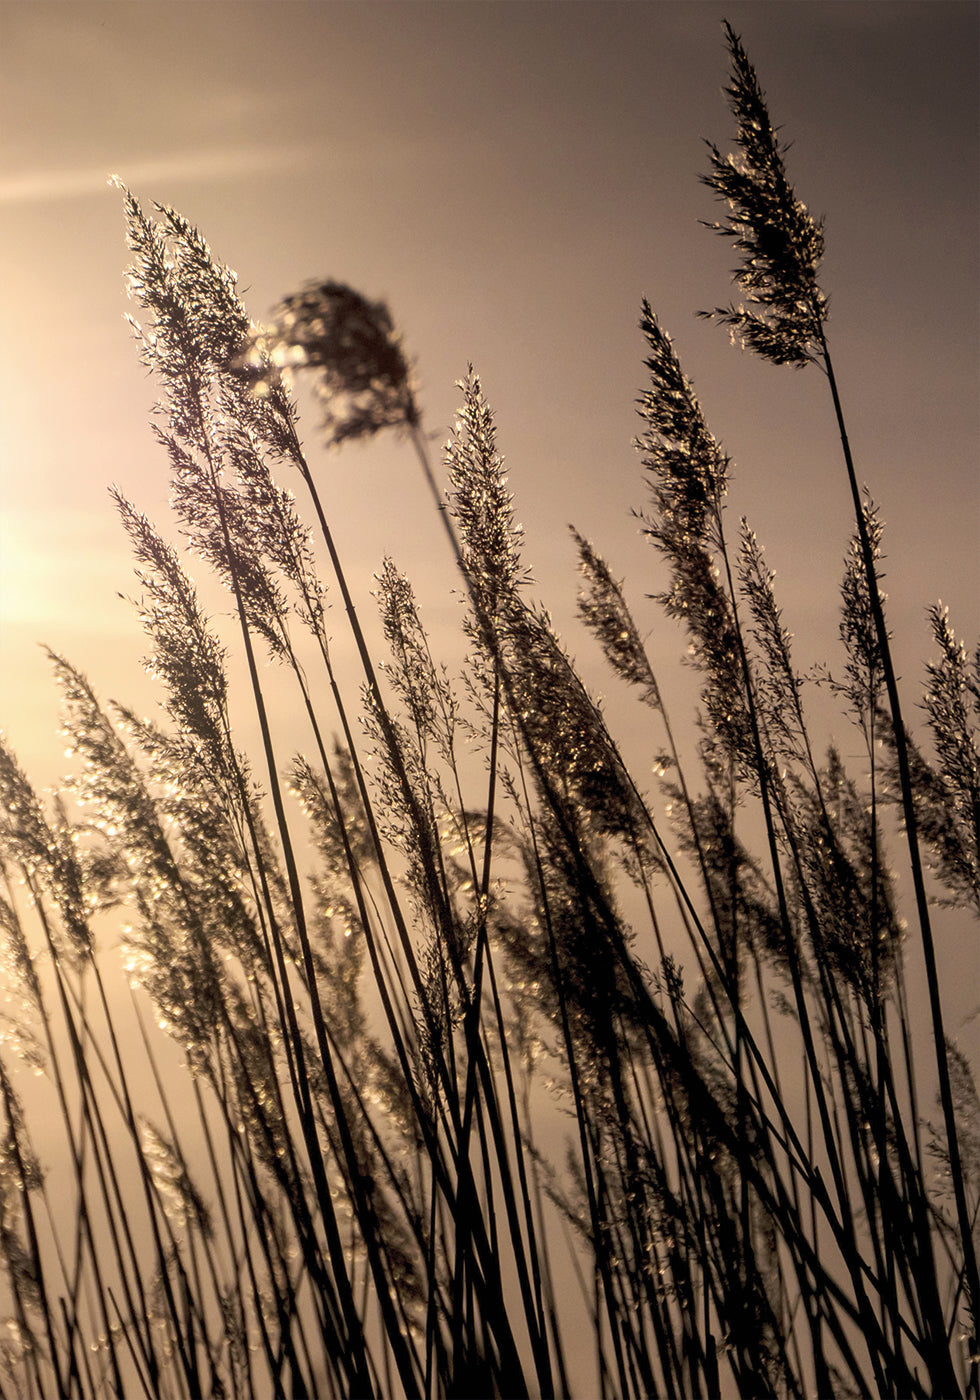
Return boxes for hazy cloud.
[0,143,318,206]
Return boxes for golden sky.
[1,0,978,794]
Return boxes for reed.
[0,23,975,1400]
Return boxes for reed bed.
[0,25,977,1400]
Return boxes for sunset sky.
[1,0,977,800]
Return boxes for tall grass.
[1,24,977,1399]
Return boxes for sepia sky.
[1,0,977,802]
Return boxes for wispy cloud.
[0,143,318,206]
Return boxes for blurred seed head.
[236,280,419,447]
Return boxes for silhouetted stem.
[819,326,980,1382]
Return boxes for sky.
[1,0,977,811]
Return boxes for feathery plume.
[239,280,418,448]
[701,22,827,365]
